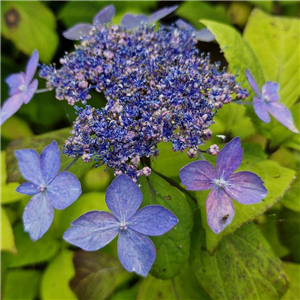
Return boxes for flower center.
[214,178,227,189]
[37,184,47,192]
[119,221,128,231]
[19,84,27,93]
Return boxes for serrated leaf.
[6,127,93,183]
[197,159,296,254]
[41,250,77,300]
[1,1,58,63]
[70,251,132,300]
[0,207,17,253]
[281,262,300,300]
[2,269,41,300]
[139,172,193,279]
[280,172,300,212]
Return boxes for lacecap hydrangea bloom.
[39,5,248,180]
[180,137,267,234]
[15,141,82,241]
[63,174,178,277]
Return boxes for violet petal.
[267,101,299,133]
[216,137,243,180]
[25,50,39,86]
[40,141,61,184]
[195,28,215,42]
[129,205,178,236]
[225,171,267,204]
[121,14,141,29]
[148,5,178,24]
[5,73,26,96]
[23,193,54,241]
[14,149,43,186]
[179,161,216,191]
[22,79,38,104]
[93,5,115,25]
[16,182,39,195]
[63,211,119,251]
[62,23,91,40]
[206,187,235,234]
[262,82,279,102]
[245,69,261,97]
[253,96,270,123]
[118,228,156,277]
[47,171,82,210]
[0,94,25,125]
[175,19,194,31]
[105,174,142,221]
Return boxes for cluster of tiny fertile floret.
[39,24,248,180]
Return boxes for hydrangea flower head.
[63,174,178,277]
[63,5,116,40]
[1,49,39,125]
[15,141,82,241]
[180,137,267,234]
[246,69,299,133]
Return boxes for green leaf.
[2,269,41,300]
[248,1,273,12]
[1,223,59,268]
[177,1,229,30]
[71,250,132,300]
[281,262,300,300]
[0,207,17,253]
[139,172,193,279]
[109,284,140,300]
[41,250,77,300]
[198,159,296,254]
[190,211,289,300]
[6,127,93,183]
[82,165,112,192]
[1,1,58,63]
[1,116,33,140]
[280,172,300,212]
[137,263,210,300]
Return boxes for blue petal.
[14,149,43,186]
[195,28,215,42]
[206,187,235,234]
[147,5,178,24]
[180,161,216,191]
[216,137,243,180]
[129,205,178,236]
[118,228,156,277]
[121,14,141,29]
[16,182,39,195]
[225,171,267,204]
[262,82,279,102]
[245,69,261,97]
[40,141,61,184]
[5,72,26,96]
[22,79,38,104]
[25,49,39,86]
[105,174,142,221]
[175,19,194,31]
[0,94,25,125]
[63,211,119,251]
[93,5,115,25]
[23,192,54,241]
[47,171,82,210]
[62,23,91,40]
[253,96,270,123]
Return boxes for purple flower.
[63,174,178,277]
[175,19,215,42]
[15,141,82,241]
[121,5,178,29]
[1,50,39,125]
[179,137,267,234]
[63,5,115,40]
[246,69,299,134]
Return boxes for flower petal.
[47,171,82,210]
[25,50,39,86]
[105,174,142,221]
[245,69,261,97]
[22,79,38,104]
[14,149,43,185]
[93,5,115,25]
[225,171,268,204]
[253,96,270,123]
[16,182,39,195]
[262,82,279,102]
[0,94,25,125]
[40,141,61,184]
[147,5,178,24]
[129,205,178,236]
[118,228,156,277]
[216,137,243,180]
[175,19,194,31]
[23,193,54,241]
[63,211,119,251]
[62,23,91,40]
[206,187,235,234]
[179,161,216,191]
[267,101,299,133]
[5,72,26,96]
[121,14,141,29]
[195,28,215,42]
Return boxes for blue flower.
[1,50,39,125]
[63,174,178,277]
[180,137,267,234]
[15,141,82,241]
[246,69,299,134]
[63,5,115,40]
